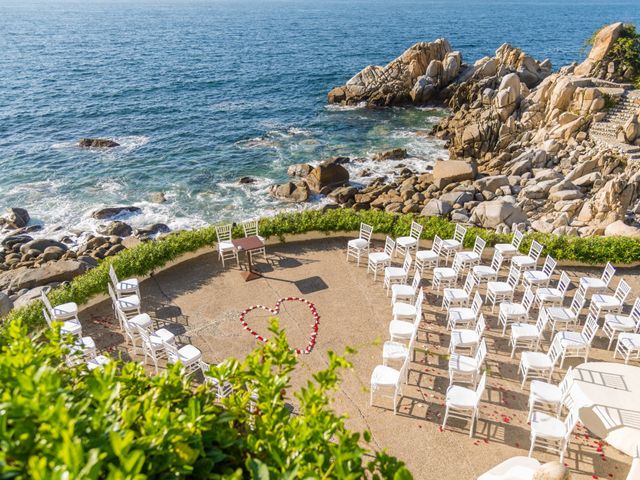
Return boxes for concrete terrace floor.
[80,235,640,480]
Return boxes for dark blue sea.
[1,0,639,238]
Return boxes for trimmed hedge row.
[4,208,640,332]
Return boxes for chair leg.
[442,406,449,431]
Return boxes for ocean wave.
[324,102,367,111]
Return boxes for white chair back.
[242,219,260,238]
[42,308,53,327]
[535,309,547,334]
[107,283,118,303]
[454,224,467,243]
[397,352,411,386]
[359,222,374,242]
[570,290,586,316]
[215,224,233,242]
[402,253,412,273]
[630,298,640,331]
[473,236,486,257]
[475,314,486,337]
[528,240,544,262]
[463,272,476,296]
[542,256,557,277]
[506,264,520,288]
[548,335,563,365]
[432,235,443,256]
[475,371,487,402]
[490,249,504,272]
[601,262,616,287]
[40,292,54,315]
[410,221,423,241]
[452,255,465,275]
[471,292,483,317]
[475,339,488,366]
[410,272,421,291]
[522,287,535,313]
[384,237,396,257]
[108,265,119,288]
[512,228,524,249]
[582,314,599,345]
[136,324,154,350]
[557,271,571,296]
[563,409,579,440]
[614,279,631,304]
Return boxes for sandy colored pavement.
[81,236,640,480]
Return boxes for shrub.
[0,319,412,479]
[4,208,640,333]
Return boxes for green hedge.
[4,208,640,333]
[0,319,411,478]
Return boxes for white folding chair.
[494,228,524,261]
[137,325,170,373]
[447,291,483,331]
[242,219,267,261]
[589,279,631,321]
[441,224,467,265]
[547,290,586,337]
[554,313,599,368]
[614,318,640,364]
[498,286,535,336]
[579,262,615,299]
[391,290,424,326]
[383,326,418,367]
[370,353,410,414]
[486,264,520,312]
[215,224,239,268]
[164,340,203,376]
[109,264,140,299]
[529,409,578,463]
[519,335,562,389]
[512,240,543,274]
[449,314,486,355]
[528,366,573,421]
[108,283,141,327]
[415,235,442,276]
[442,371,486,438]
[200,360,234,400]
[42,307,82,336]
[41,292,79,322]
[522,255,556,290]
[442,271,476,311]
[117,307,152,349]
[472,249,503,289]
[536,271,571,309]
[384,253,412,295]
[396,221,423,259]
[391,271,421,306]
[346,222,373,266]
[432,255,464,297]
[455,236,486,272]
[368,236,395,281]
[449,339,487,386]
[510,308,548,358]
[603,297,640,350]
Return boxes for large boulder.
[99,221,133,237]
[0,260,89,292]
[470,199,527,228]
[0,292,13,317]
[373,148,407,161]
[432,160,476,189]
[92,206,142,220]
[3,208,30,229]
[604,220,640,238]
[19,239,68,255]
[287,163,313,177]
[270,182,310,203]
[574,23,624,77]
[78,138,120,148]
[420,199,453,217]
[305,163,349,193]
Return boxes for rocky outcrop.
[270,182,310,203]
[304,162,350,193]
[79,138,120,148]
[0,260,89,292]
[432,159,476,189]
[373,148,407,161]
[98,221,133,237]
[1,208,30,229]
[0,292,12,317]
[92,206,142,220]
[287,163,314,177]
[328,39,461,106]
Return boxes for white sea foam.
[324,102,367,111]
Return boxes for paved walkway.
[81,236,640,480]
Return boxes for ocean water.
[1,0,639,240]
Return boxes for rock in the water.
[78,138,120,148]
[3,208,30,229]
[92,206,142,220]
[420,198,453,217]
[532,461,572,480]
[19,239,68,255]
[470,199,527,228]
[432,159,476,189]
[604,220,640,238]
[373,148,407,161]
[1,234,33,249]
[0,292,13,317]
[238,177,256,184]
[305,163,349,193]
[99,221,133,237]
[149,192,167,203]
[270,182,310,203]
[136,223,171,236]
[287,163,314,177]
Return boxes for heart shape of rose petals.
[239,297,320,354]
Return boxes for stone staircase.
[590,89,640,161]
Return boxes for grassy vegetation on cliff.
[3,208,640,332]
[0,318,411,479]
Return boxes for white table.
[569,362,640,458]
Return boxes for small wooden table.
[232,236,265,282]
